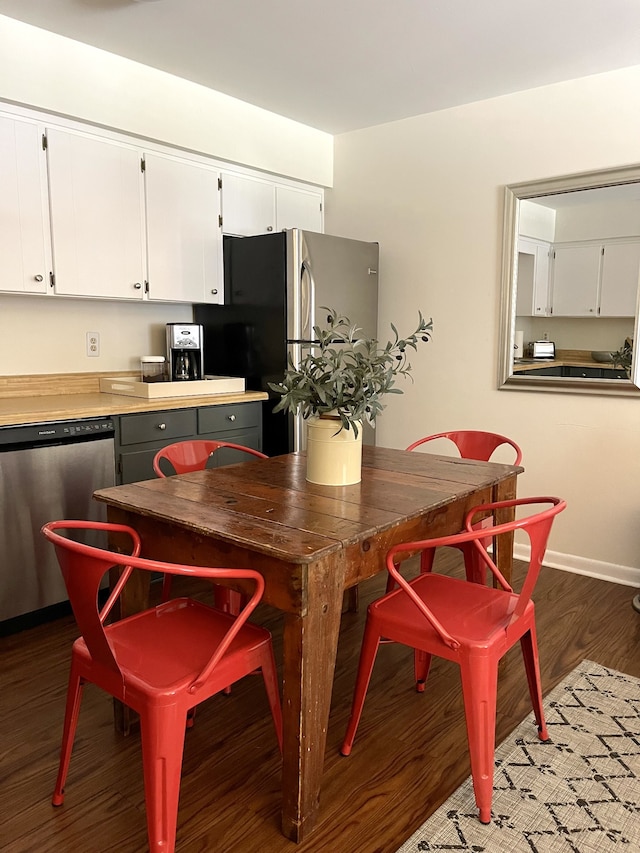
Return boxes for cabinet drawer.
[563,366,602,379]
[119,409,197,446]
[198,402,260,435]
[600,368,628,379]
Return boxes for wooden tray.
[99,375,245,399]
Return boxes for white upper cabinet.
[220,173,276,236]
[551,240,640,317]
[220,172,323,236]
[0,115,51,294]
[46,128,146,299]
[144,153,222,304]
[275,185,323,232]
[515,237,551,317]
[551,244,602,316]
[1,104,324,304]
[599,241,640,317]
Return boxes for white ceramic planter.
[305,415,363,485]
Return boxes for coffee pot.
[166,324,203,381]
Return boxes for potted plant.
[269,308,432,484]
[612,337,633,378]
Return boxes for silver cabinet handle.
[157,423,166,430]
[266,226,273,232]
[211,288,218,295]
[133,282,142,290]
[227,414,236,422]
[34,274,44,282]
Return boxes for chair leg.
[346,586,359,612]
[215,586,238,614]
[52,659,84,806]
[258,646,284,753]
[459,658,499,824]
[161,573,173,602]
[341,619,381,756]
[413,649,433,692]
[213,588,244,696]
[140,705,186,853]
[520,622,549,741]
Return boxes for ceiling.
[1,0,640,134]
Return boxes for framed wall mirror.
[498,165,640,395]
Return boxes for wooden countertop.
[511,349,618,373]
[0,371,268,427]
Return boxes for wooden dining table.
[93,445,522,842]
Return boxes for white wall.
[1,294,192,375]
[555,199,640,241]
[520,201,556,242]
[0,15,332,187]
[326,66,640,584]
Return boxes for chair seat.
[74,598,272,695]
[371,574,523,654]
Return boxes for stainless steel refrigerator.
[194,229,379,456]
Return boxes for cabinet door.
[46,128,146,299]
[516,238,550,316]
[599,241,640,317]
[551,245,601,316]
[563,366,602,379]
[220,172,276,236]
[276,185,323,232]
[0,115,50,294]
[145,153,222,304]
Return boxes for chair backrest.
[41,520,266,692]
[153,440,268,478]
[385,497,566,649]
[407,430,523,466]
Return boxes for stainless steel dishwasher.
[0,417,115,631]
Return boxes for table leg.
[492,474,518,586]
[280,553,346,842]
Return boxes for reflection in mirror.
[499,165,640,395]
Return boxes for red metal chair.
[405,430,523,586]
[341,496,565,825]
[42,519,282,853]
[153,440,268,608]
[152,438,267,478]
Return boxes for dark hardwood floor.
[2,556,639,853]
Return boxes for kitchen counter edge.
[0,390,269,428]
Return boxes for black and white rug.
[396,660,640,853]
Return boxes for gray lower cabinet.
[519,365,627,379]
[115,401,262,484]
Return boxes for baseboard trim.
[513,544,640,588]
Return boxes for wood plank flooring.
[2,556,639,853]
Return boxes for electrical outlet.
[86,331,100,357]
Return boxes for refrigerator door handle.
[287,342,306,452]
[301,259,316,340]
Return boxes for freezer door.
[287,230,379,342]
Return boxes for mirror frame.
[498,164,640,396]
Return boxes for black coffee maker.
[166,324,204,381]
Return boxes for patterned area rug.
[396,660,640,853]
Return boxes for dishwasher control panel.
[0,417,115,449]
